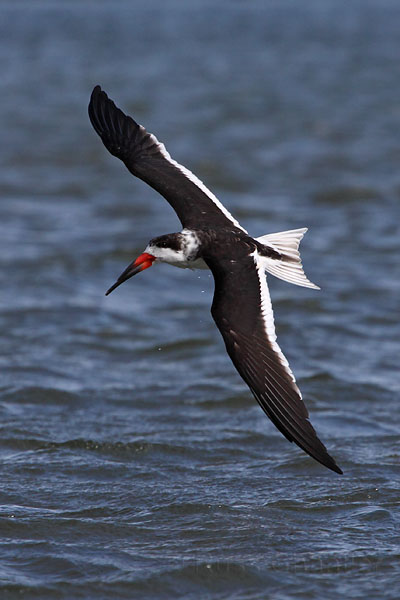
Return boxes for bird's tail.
[256,228,320,289]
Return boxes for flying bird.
[88,85,342,474]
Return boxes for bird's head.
[105,233,187,295]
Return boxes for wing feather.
[208,252,342,474]
[88,86,246,232]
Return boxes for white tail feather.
[256,228,320,290]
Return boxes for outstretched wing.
[88,86,246,233]
[207,251,342,474]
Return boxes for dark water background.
[1,1,399,598]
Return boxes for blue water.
[1,1,399,598]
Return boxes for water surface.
[0,2,399,598]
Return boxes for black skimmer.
[88,85,342,475]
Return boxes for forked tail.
[256,228,320,289]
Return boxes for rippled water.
[1,1,400,598]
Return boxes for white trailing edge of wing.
[147,131,248,234]
[252,251,301,388]
[256,228,320,290]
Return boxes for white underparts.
[256,228,320,290]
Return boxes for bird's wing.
[207,250,342,474]
[88,86,246,233]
